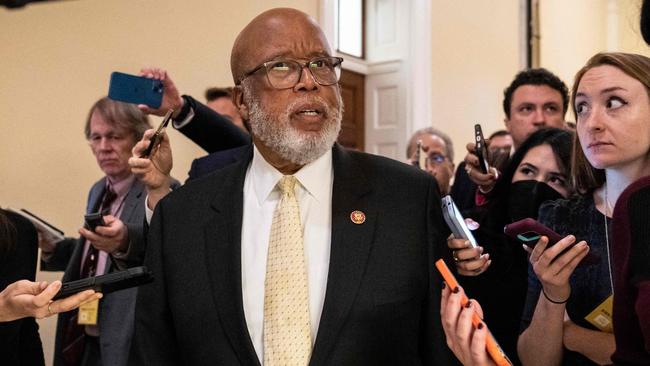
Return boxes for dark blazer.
[175,95,250,154]
[131,144,453,365]
[187,145,249,182]
[41,177,147,366]
[0,210,45,366]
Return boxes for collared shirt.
[241,145,333,364]
[80,175,135,278]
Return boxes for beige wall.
[0,1,317,364]
[430,0,521,165]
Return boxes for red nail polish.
[478,322,484,330]
[465,301,472,308]
[452,287,460,294]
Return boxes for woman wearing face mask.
[443,52,650,366]
[446,127,573,365]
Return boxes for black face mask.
[507,180,564,222]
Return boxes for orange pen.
[436,259,513,366]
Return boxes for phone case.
[504,218,600,266]
[475,124,490,174]
[441,195,478,248]
[436,259,513,366]
[503,218,563,245]
[52,266,153,300]
[108,72,163,108]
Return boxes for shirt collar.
[107,174,135,198]
[250,145,333,205]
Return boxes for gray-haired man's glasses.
[238,56,344,89]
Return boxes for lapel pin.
[350,210,366,225]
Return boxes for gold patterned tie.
[263,175,312,366]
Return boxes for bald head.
[230,8,332,84]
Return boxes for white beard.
[243,84,343,166]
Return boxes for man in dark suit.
[130,8,451,365]
[39,97,153,366]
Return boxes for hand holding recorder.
[438,259,513,366]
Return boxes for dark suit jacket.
[41,177,147,366]
[175,95,250,154]
[187,145,249,182]
[0,210,45,366]
[131,144,453,365]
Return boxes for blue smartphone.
[108,72,163,108]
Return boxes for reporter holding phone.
[517,53,650,366]
[447,128,574,364]
[38,97,152,366]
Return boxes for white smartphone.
[441,195,478,248]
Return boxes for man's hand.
[129,129,173,210]
[129,129,173,189]
[138,68,184,118]
[464,142,499,193]
[0,280,102,322]
[79,215,128,254]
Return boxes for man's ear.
[232,86,249,121]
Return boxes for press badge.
[584,295,613,333]
[77,298,99,325]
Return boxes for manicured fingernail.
[478,322,484,330]
[452,287,460,294]
[465,301,472,308]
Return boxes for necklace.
[604,185,614,295]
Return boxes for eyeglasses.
[426,153,448,165]
[410,152,448,169]
[238,56,344,89]
[88,133,127,147]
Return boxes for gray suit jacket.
[41,176,146,366]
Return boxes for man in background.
[406,127,455,195]
[205,86,248,133]
[39,97,151,366]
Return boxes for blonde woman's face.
[574,65,650,172]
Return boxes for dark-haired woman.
[446,128,574,365]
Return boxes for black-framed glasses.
[238,56,344,89]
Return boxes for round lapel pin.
[350,210,366,225]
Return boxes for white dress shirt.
[241,145,333,364]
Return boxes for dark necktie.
[62,185,117,366]
[80,185,117,278]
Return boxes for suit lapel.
[203,146,261,366]
[310,145,376,366]
[118,179,144,224]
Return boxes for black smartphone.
[52,266,154,300]
[504,218,600,266]
[84,212,106,232]
[441,195,478,248]
[475,124,490,174]
[108,71,163,108]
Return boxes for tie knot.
[278,175,297,195]
[101,185,118,215]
